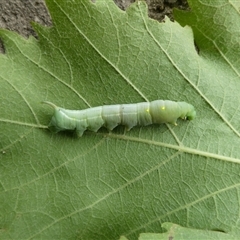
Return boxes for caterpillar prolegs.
[43,100,196,137]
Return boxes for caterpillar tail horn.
[41,101,58,109]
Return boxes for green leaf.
[1,0,240,239]
[139,223,238,240]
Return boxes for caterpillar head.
[185,104,196,120]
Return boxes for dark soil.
[0,0,189,53]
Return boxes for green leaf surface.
[1,0,240,239]
[138,223,238,240]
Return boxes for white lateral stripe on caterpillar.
[42,100,196,137]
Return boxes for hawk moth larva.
[43,100,196,137]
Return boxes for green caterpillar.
[43,100,196,137]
